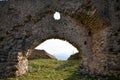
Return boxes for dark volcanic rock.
[28,49,57,60]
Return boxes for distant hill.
[28,49,57,60]
[68,53,81,60]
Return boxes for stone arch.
[0,0,119,79]
[14,13,92,77]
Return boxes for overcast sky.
[35,39,78,60]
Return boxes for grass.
[1,59,118,80]
[6,59,81,80]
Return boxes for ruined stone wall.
[0,0,119,78]
[95,0,120,77]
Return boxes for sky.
[35,39,78,60]
[53,12,61,20]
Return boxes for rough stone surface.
[0,0,120,79]
[68,53,81,60]
[16,52,28,77]
[28,49,57,60]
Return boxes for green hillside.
[5,59,117,80]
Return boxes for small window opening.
[53,12,61,20]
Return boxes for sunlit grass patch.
[6,59,80,80]
[4,59,117,80]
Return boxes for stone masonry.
[0,0,120,79]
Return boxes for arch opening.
[25,38,82,79]
[34,38,79,60]
[53,12,61,20]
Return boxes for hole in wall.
[53,12,61,20]
[35,39,79,60]
[84,41,87,45]
[109,48,114,52]
[88,31,92,36]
